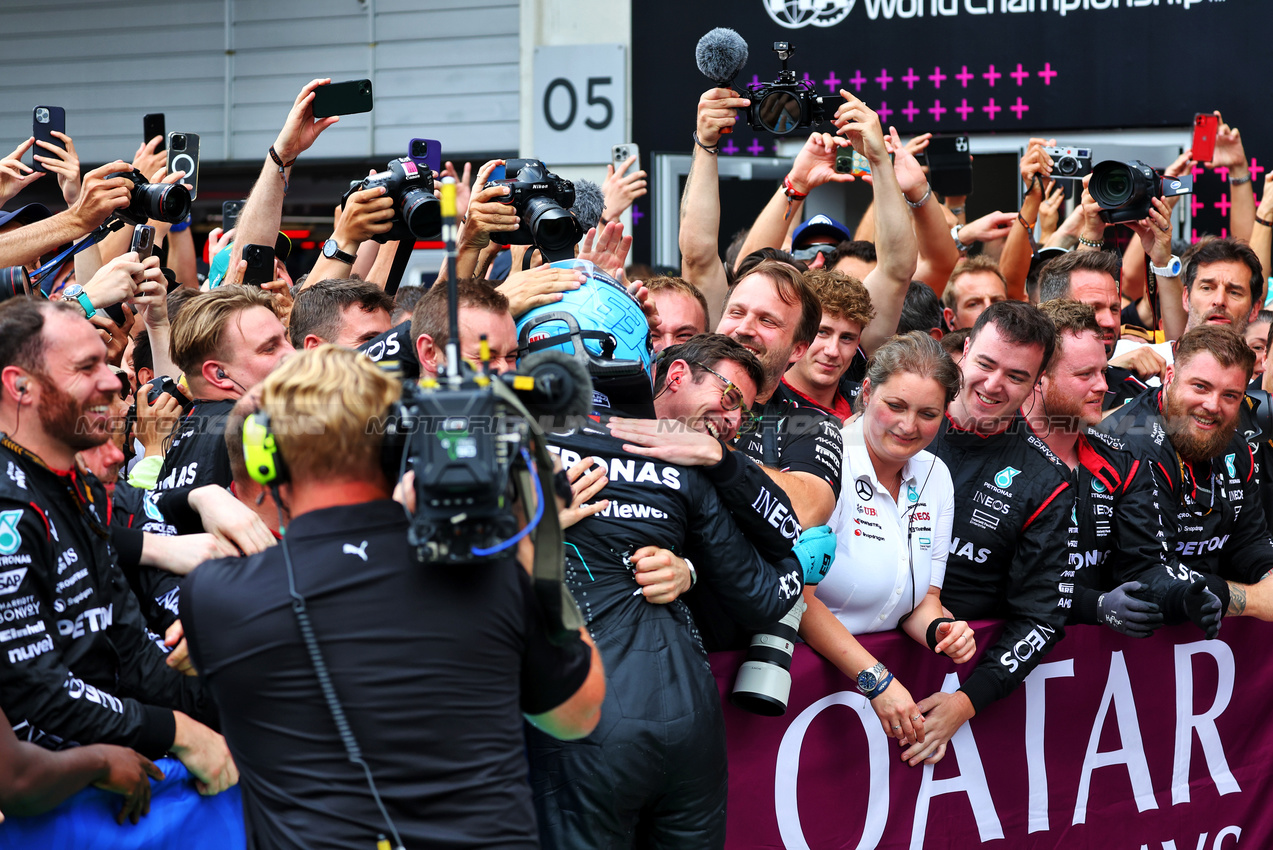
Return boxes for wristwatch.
[61,283,96,319]
[951,224,971,253]
[322,238,357,264]
[1150,254,1182,277]
[856,662,893,699]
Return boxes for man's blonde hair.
[259,345,402,483]
[171,285,277,376]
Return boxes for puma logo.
[342,541,369,562]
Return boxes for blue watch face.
[857,670,877,691]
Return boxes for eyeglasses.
[688,360,761,436]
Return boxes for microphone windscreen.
[517,349,594,421]
[696,28,748,85]
[571,179,605,233]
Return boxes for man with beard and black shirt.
[1027,300,1221,638]
[903,300,1072,767]
[0,298,234,794]
[1036,251,1151,409]
[715,259,843,528]
[1102,325,1273,620]
[156,285,293,492]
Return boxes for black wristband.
[926,617,955,652]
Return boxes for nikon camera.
[485,159,582,259]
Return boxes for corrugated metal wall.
[0,0,519,165]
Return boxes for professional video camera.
[1090,160,1193,224]
[485,159,583,261]
[747,42,828,135]
[103,168,191,226]
[342,157,441,242]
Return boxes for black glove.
[1097,581,1163,638]
[1182,578,1222,640]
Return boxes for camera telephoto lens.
[731,597,807,716]
[525,196,582,253]
[400,187,441,240]
[0,267,31,301]
[1090,160,1157,223]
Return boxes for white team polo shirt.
[817,416,955,634]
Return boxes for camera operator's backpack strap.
[491,380,586,643]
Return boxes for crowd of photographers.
[0,70,1271,849]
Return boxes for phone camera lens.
[35,108,49,123]
[172,135,186,151]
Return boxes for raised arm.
[1208,113,1254,242]
[1001,139,1054,301]
[679,87,749,327]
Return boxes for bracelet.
[783,175,808,201]
[168,215,191,233]
[1017,213,1036,230]
[905,185,932,209]
[1078,235,1103,248]
[865,672,894,700]
[1230,173,1252,186]
[1257,214,1273,228]
[926,617,956,652]
[268,145,296,172]
[684,558,698,588]
[691,131,719,155]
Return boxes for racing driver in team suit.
[517,270,814,849]
[904,301,1073,765]
[1102,325,1273,620]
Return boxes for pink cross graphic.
[849,69,867,89]
[824,70,842,90]
[1221,227,1229,239]
[750,74,761,87]
[929,99,947,121]
[955,99,974,121]
[721,137,739,156]
[983,98,1002,120]
[1038,63,1057,85]
[1191,195,1204,217]
[1191,162,1204,179]
[902,68,920,90]
[902,100,920,122]
[1010,97,1029,120]
[1250,157,1264,181]
[878,101,893,122]
[747,138,765,156]
[1216,193,1231,217]
[1191,227,1198,242]
[983,65,1002,87]
[956,66,975,87]
[1215,165,1230,181]
[875,68,894,90]
[1011,64,1030,86]
[631,205,644,226]
[929,67,947,88]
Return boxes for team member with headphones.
[180,345,604,850]
[155,285,293,492]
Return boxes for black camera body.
[484,159,582,258]
[343,157,440,243]
[747,43,827,136]
[147,375,193,414]
[1090,160,1194,224]
[104,168,191,226]
[1043,145,1092,181]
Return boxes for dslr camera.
[747,43,827,136]
[1043,146,1092,180]
[485,159,582,260]
[104,168,191,226]
[1090,160,1194,224]
[343,157,441,243]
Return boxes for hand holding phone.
[32,106,66,174]
[143,114,166,153]
[1191,113,1219,164]
[130,225,155,261]
[242,244,276,286]
[167,133,200,199]
[312,80,374,119]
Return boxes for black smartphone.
[130,224,155,261]
[32,106,66,174]
[312,80,373,119]
[242,243,275,286]
[222,200,246,232]
[167,132,201,200]
[408,138,441,173]
[143,113,166,152]
[923,135,973,198]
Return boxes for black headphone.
[15,378,27,394]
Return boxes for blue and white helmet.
[515,259,653,378]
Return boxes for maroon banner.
[711,619,1272,850]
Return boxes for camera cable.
[272,487,407,850]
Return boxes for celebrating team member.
[806,332,974,760]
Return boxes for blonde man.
[180,345,603,850]
[154,285,293,491]
[782,268,877,422]
[941,255,1009,331]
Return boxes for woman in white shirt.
[800,332,976,758]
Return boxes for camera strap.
[490,379,586,642]
[1145,261,1161,335]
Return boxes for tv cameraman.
[180,345,603,849]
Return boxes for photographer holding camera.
[180,345,602,849]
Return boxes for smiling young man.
[783,269,876,423]
[1028,300,1221,640]
[906,300,1073,766]
[646,276,710,355]
[1102,325,1273,622]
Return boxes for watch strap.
[324,239,357,264]
[1149,254,1182,277]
